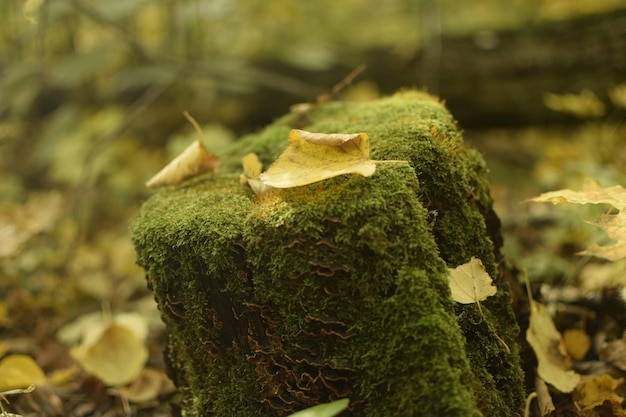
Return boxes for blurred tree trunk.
[250,8,626,129]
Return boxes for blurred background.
[1,0,626,415]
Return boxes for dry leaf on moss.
[0,354,46,392]
[240,153,272,195]
[259,129,376,188]
[146,139,219,188]
[527,299,580,393]
[447,257,496,308]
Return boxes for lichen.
[132,90,524,416]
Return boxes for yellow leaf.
[71,315,149,386]
[573,374,624,413]
[447,257,496,305]
[118,368,176,403]
[578,241,626,262]
[526,300,580,393]
[240,153,272,195]
[259,129,376,188]
[530,178,626,210]
[543,89,605,117]
[146,139,219,188]
[0,354,46,392]
[562,328,591,361]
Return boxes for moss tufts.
[132,90,524,416]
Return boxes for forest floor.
[2,119,626,417]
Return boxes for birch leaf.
[447,257,496,305]
[146,139,219,188]
[240,153,272,195]
[70,313,149,386]
[526,299,580,393]
[259,129,376,188]
[530,179,626,261]
[0,354,46,392]
[530,178,626,210]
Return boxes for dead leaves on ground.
[531,178,626,261]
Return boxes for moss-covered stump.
[131,90,525,417]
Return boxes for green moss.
[132,90,524,416]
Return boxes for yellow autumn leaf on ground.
[259,129,376,188]
[0,354,46,392]
[447,257,497,306]
[70,313,149,386]
[563,328,591,361]
[526,299,580,393]
[573,374,624,414]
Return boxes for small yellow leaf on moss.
[573,374,624,413]
[240,153,272,195]
[447,257,496,305]
[0,354,46,392]
[526,300,580,393]
[259,129,376,188]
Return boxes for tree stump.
[131,90,525,416]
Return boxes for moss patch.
[132,90,524,416]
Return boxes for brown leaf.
[259,129,376,188]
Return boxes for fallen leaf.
[259,129,376,188]
[69,313,149,386]
[531,179,626,261]
[526,299,580,393]
[240,153,272,195]
[563,328,591,361]
[573,374,624,414]
[543,89,606,117]
[117,368,175,403]
[447,257,497,306]
[146,139,219,188]
[287,398,350,417]
[530,178,626,210]
[0,354,46,392]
